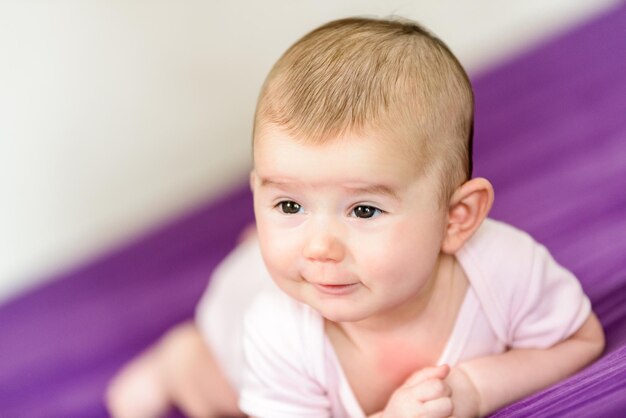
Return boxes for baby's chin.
[277,279,375,323]
[309,298,375,324]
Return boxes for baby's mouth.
[312,282,359,296]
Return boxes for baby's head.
[253,17,474,203]
[250,17,493,323]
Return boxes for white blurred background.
[0,0,619,303]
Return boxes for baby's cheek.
[261,236,299,277]
[362,240,408,276]
[350,241,399,286]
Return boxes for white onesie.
[195,219,591,418]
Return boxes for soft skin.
[251,124,605,417]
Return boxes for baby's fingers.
[405,364,450,387]
[423,397,454,418]
[384,378,453,418]
[404,377,452,405]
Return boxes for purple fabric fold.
[1,3,625,417]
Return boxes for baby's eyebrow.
[259,178,292,189]
[342,184,400,201]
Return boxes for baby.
[107,17,605,418]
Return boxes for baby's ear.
[441,178,494,254]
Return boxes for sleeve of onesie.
[507,238,591,349]
[238,290,331,418]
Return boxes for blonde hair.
[254,17,474,203]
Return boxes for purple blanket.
[1,4,625,417]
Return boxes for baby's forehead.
[254,124,435,180]
[255,121,434,165]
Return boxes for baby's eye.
[277,200,302,214]
[351,205,382,219]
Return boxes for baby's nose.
[303,227,345,263]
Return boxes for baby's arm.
[450,312,605,417]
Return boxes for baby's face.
[252,125,449,325]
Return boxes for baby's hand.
[381,365,453,418]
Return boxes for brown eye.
[279,201,302,214]
[352,205,380,219]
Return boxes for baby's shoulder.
[457,218,588,346]
[244,288,325,348]
[457,218,555,291]
[456,219,549,325]
[242,288,327,379]
[462,218,541,264]
[458,218,557,287]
